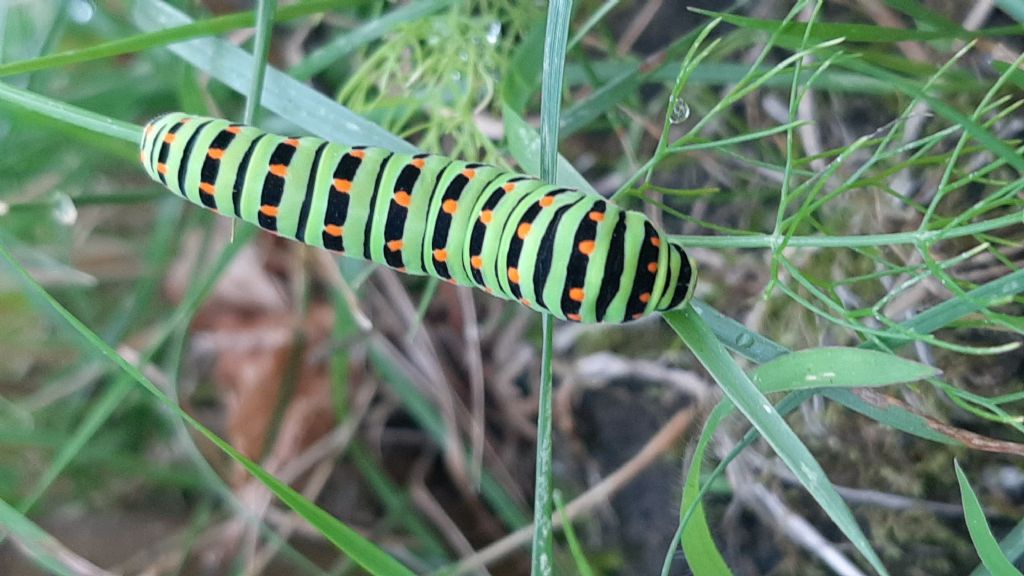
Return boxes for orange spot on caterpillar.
[387,240,404,252]
[157,163,168,175]
[569,288,585,302]
[567,313,582,322]
[520,298,530,306]
[349,149,366,159]
[650,236,661,247]
[517,223,532,240]
[259,205,279,217]
[269,164,288,177]
[589,211,604,222]
[446,278,458,285]
[139,151,146,163]
[539,196,555,207]
[394,191,412,207]
[480,210,493,224]
[208,148,224,160]
[502,182,516,193]
[324,224,343,237]
[283,138,300,147]
[396,266,407,273]
[163,133,175,144]
[144,124,154,136]
[484,287,493,294]
[578,240,595,255]
[334,178,351,193]
[462,168,476,179]
[226,126,243,134]
[647,262,658,273]
[471,255,483,269]
[442,199,458,214]
[199,182,215,195]
[433,249,448,262]
[639,292,651,304]
[508,267,520,284]
[410,158,425,169]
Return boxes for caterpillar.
[140,113,696,323]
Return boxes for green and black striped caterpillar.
[140,113,696,323]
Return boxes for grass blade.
[955,461,1024,576]
[533,1,573,573]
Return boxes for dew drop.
[52,193,77,226]
[486,21,502,45]
[669,97,690,124]
[69,0,95,23]
[734,332,754,349]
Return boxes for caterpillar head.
[654,238,698,314]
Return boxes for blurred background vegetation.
[0,0,1022,575]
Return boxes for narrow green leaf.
[955,461,1024,576]
[752,347,939,392]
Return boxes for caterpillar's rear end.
[141,113,697,323]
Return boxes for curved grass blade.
[0,242,417,576]
[666,305,891,575]
[955,461,1024,576]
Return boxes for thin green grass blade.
[0,0,343,79]
[821,389,957,445]
[502,105,595,194]
[0,81,139,142]
[0,242,417,576]
[366,342,530,530]
[554,490,596,576]
[694,8,1024,42]
[132,0,414,151]
[290,0,454,80]
[666,305,890,575]
[349,441,450,561]
[0,497,79,576]
[955,461,1024,576]
[243,0,277,124]
[533,1,573,573]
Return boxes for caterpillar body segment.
[140,113,697,323]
